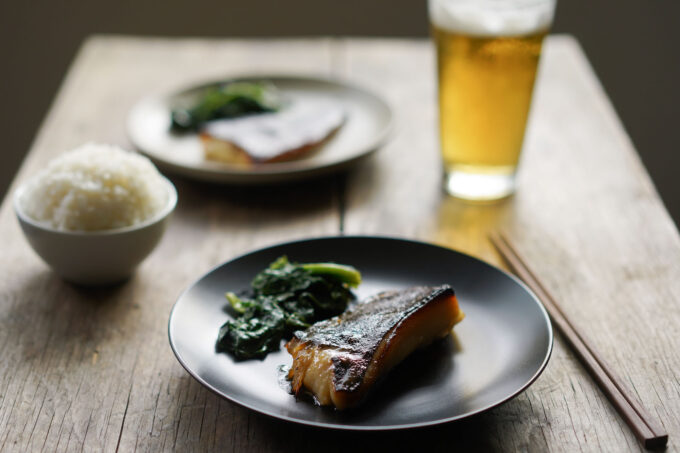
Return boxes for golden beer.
[430,0,555,200]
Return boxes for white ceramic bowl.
[13,177,177,285]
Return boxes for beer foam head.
[429,0,555,36]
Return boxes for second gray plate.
[168,236,553,430]
[127,76,392,184]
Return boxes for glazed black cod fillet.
[285,285,464,409]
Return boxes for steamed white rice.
[18,143,169,231]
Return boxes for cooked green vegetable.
[302,262,362,288]
[216,256,361,360]
[171,82,281,132]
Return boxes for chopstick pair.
[489,232,668,450]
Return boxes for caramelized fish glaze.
[286,285,464,409]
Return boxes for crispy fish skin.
[285,285,464,409]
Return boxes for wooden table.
[1,36,678,452]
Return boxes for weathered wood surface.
[0,36,678,452]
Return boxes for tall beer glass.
[430,0,556,200]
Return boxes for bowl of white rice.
[14,143,177,285]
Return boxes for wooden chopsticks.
[489,232,668,450]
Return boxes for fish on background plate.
[168,236,553,430]
[127,76,392,184]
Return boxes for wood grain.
[0,36,678,452]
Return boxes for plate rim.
[168,235,554,430]
[127,74,393,184]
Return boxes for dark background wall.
[1,1,678,226]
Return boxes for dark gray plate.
[168,236,553,430]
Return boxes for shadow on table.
[160,171,351,243]
[168,170,347,210]
[9,268,140,360]
[170,354,547,452]
[244,397,545,453]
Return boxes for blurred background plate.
[127,76,392,184]
[168,236,553,430]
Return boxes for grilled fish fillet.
[200,100,345,165]
[285,285,464,409]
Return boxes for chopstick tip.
[644,434,668,450]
